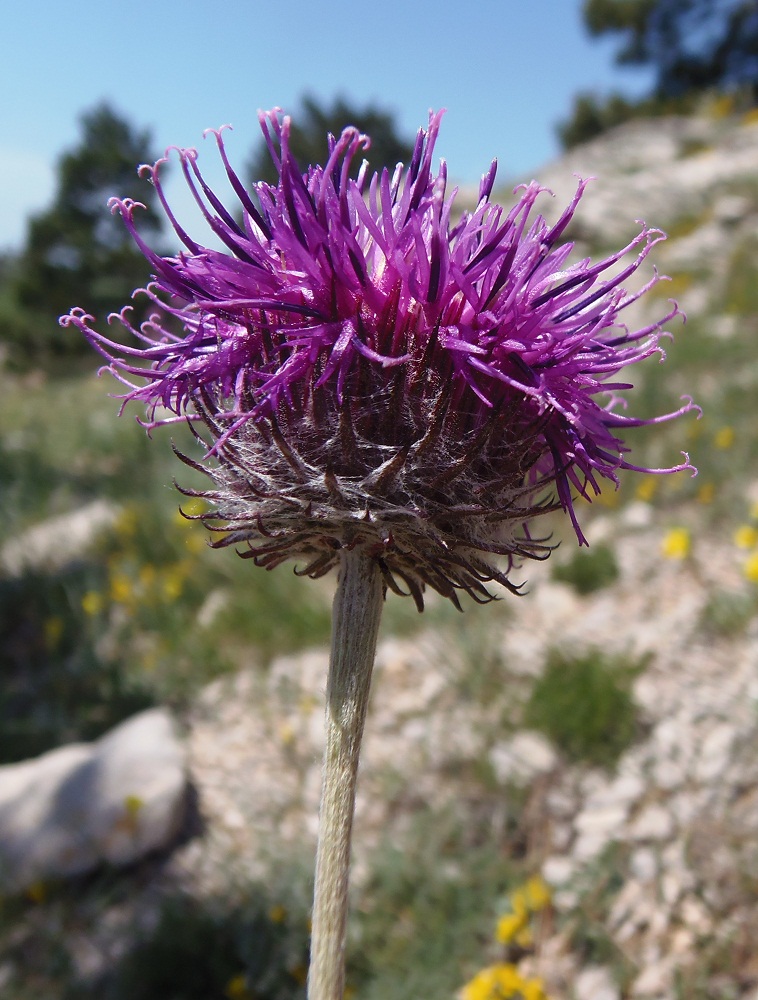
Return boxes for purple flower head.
[62,110,698,609]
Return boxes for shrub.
[551,544,619,595]
[524,649,643,767]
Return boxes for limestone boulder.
[0,708,187,891]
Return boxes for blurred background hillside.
[1,2,758,999]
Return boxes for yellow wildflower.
[123,795,144,820]
[495,910,529,945]
[521,977,547,1000]
[635,477,657,503]
[289,963,308,986]
[179,496,208,518]
[44,616,64,649]
[184,531,207,555]
[707,92,735,119]
[462,963,523,1000]
[734,525,758,550]
[110,572,134,604]
[141,649,158,672]
[224,973,254,999]
[661,527,690,560]
[298,693,320,714]
[714,426,735,449]
[509,888,529,918]
[81,591,104,616]
[279,722,296,748]
[26,880,47,904]
[514,924,534,948]
[524,875,551,912]
[268,904,288,924]
[161,565,186,600]
[115,506,138,538]
[696,482,715,505]
[594,482,620,508]
[138,563,157,588]
[744,551,758,584]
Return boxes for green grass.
[723,234,758,319]
[551,543,619,595]
[0,369,339,760]
[564,842,637,992]
[0,564,155,763]
[611,307,758,525]
[347,810,520,1000]
[699,588,758,638]
[89,892,311,1000]
[524,649,644,768]
[0,868,313,1000]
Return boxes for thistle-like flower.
[63,110,698,1000]
[62,110,696,608]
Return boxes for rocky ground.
[4,500,757,998]
[170,110,758,998]
[164,505,758,1000]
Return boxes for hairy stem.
[307,550,384,1000]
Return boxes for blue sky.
[1,0,652,251]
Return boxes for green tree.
[558,0,758,148]
[1,103,165,367]
[583,0,758,98]
[249,94,413,186]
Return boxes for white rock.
[669,926,695,956]
[660,871,684,907]
[619,501,654,530]
[572,793,633,862]
[628,804,675,841]
[551,822,573,851]
[652,758,686,791]
[572,832,614,863]
[694,722,736,782]
[629,847,659,883]
[679,894,712,934]
[0,709,187,890]
[579,769,609,799]
[0,499,119,577]
[609,879,646,932]
[668,790,701,826]
[542,855,575,887]
[713,194,752,224]
[575,803,629,836]
[575,965,621,1000]
[489,731,557,785]
[530,581,581,623]
[631,956,674,997]
[592,773,646,809]
[545,787,577,818]
[196,588,230,629]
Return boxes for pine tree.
[1,103,165,366]
[248,94,413,187]
[583,0,758,97]
[558,1,758,148]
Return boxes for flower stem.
[307,549,384,1000]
